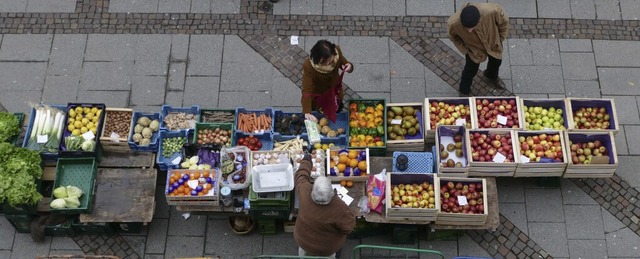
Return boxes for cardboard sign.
[391,119,402,125]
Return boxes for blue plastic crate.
[235,107,274,135]
[273,110,306,136]
[431,145,437,174]
[311,135,348,151]
[160,105,200,132]
[22,104,67,160]
[392,151,433,173]
[156,131,189,171]
[128,112,161,152]
[234,131,273,151]
[311,111,348,140]
[272,133,309,145]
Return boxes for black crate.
[112,222,144,233]
[45,219,76,236]
[72,219,114,235]
[392,225,417,245]
[249,206,291,220]
[5,214,34,233]
[257,219,277,235]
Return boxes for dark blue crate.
[311,135,348,151]
[156,131,189,171]
[234,131,273,151]
[392,151,433,173]
[22,104,67,160]
[273,110,306,136]
[235,107,274,135]
[311,111,348,140]
[272,133,309,145]
[128,112,161,152]
[160,105,200,132]
[59,103,106,159]
[521,98,568,130]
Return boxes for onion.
[215,128,221,133]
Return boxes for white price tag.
[543,127,553,130]
[82,130,95,141]
[457,196,468,206]
[171,156,182,165]
[110,132,120,143]
[37,135,48,143]
[493,152,506,163]
[520,155,530,163]
[391,119,402,125]
[187,179,199,189]
[290,35,299,45]
[497,115,508,125]
[455,119,466,126]
[188,120,196,129]
[341,193,354,206]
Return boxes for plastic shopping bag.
[366,169,386,213]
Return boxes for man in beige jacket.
[448,3,509,95]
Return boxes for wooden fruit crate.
[435,125,470,178]
[326,148,370,182]
[563,131,618,178]
[566,98,619,135]
[99,108,133,153]
[386,102,425,152]
[514,130,568,177]
[165,169,219,206]
[435,176,487,226]
[520,98,569,131]
[466,129,518,177]
[424,97,476,144]
[471,96,524,130]
[385,172,439,222]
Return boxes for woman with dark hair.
[301,40,354,123]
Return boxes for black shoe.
[269,0,279,2]
[483,71,505,89]
[483,71,497,82]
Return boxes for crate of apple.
[473,97,522,129]
[521,98,567,130]
[439,181,485,214]
[564,132,618,178]
[567,98,618,134]
[466,130,518,176]
[435,125,470,177]
[424,97,475,140]
[515,131,567,177]
[385,172,438,221]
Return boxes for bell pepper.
[376,125,385,135]
[349,103,358,112]
[358,103,366,113]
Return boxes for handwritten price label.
[493,152,506,163]
[497,115,508,125]
[82,131,95,141]
[520,155,530,163]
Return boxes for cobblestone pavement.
[1,0,640,258]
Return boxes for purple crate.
[437,125,469,159]
[568,99,617,130]
[566,133,615,164]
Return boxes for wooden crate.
[435,125,470,178]
[466,129,518,177]
[563,131,618,178]
[165,169,219,205]
[514,130,568,177]
[99,108,133,153]
[566,98,619,135]
[385,172,439,221]
[424,97,476,144]
[471,96,524,130]
[326,148,370,182]
[520,98,569,131]
[386,102,425,152]
[435,176,487,226]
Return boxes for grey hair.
[311,176,334,205]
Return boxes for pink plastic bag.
[366,173,386,213]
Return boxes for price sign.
[455,119,466,126]
[493,152,506,163]
[110,132,120,143]
[187,180,199,189]
[37,135,48,144]
[520,155,530,163]
[457,195,468,206]
[82,131,95,141]
[543,127,553,130]
[391,119,402,125]
[497,115,508,125]
[188,120,196,129]
[171,156,182,165]
[290,35,299,45]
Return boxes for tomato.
[256,141,263,148]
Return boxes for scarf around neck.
[311,53,340,74]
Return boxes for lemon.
[69,109,76,118]
[74,107,83,114]
[313,143,322,149]
[72,129,81,136]
[95,109,102,117]
[322,144,329,150]
[86,122,95,129]
[91,107,98,114]
[90,127,97,135]
[68,118,75,124]
[74,121,83,129]
[75,115,83,121]
[92,116,99,123]
[83,107,91,114]
[81,118,89,125]
[67,125,76,131]
[81,127,88,133]
[86,113,94,120]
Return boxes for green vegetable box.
[50,158,97,214]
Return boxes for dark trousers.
[460,54,502,94]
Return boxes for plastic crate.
[156,130,189,171]
[127,112,161,152]
[71,218,114,235]
[22,104,67,160]
[347,99,387,156]
[193,122,234,147]
[50,158,98,214]
[234,131,273,151]
[311,111,348,141]
[59,103,106,159]
[273,110,307,136]
[235,107,274,135]
[248,188,291,207]
[257,219,277,235]
[1,180,42,215]
[7,112,24,146]
[5,214,34,233]
[392,152,433,173]
[160,105,200,132]
[200,108,236,124]
[45,218,76,236]
[392,225,417,245]
[310,135,348,151]
[249,206,291,219]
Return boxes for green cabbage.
[66,185,83,198]
[53,186,68,199]
[63,196,81,208]
[50,198,66,209]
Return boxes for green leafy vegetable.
[0,142,43,207]
[0,111,20,142]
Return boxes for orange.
[203,172,210,178]
[358,161,367,171]
[338,155,349,164]
[337,163,346,172]
[194,172,201,179]
[348,150,358,159]
[346,181,354,188]
[340,180,347,186]
[349,159,359,168]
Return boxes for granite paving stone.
[601,96,640,124]
[338,37,389,64]
[602,207,626,233]
[0,90,43,114]
[204,219,262,257]
[528,223,569,257]
[222,35,265,63]
[568,240,607,259]
[390,78,425,102]
[560,53,598,80]
[85,35,137,62]
[144,254,164,259]
[42,76,79,104]
[457,234,493,258]
[0,34,52,61]
[525,188,565,222]
[620,0,640,20]
[25,0,76,13]
[454,0,488,12]
[593,40,640,67]
[145,219,168,254]
[131,76,166,106]
[220,62,273,91]
[211,0,241,14]
[271,76,302,107]
[190,0,210,13]
[50,236,81,250]
[168,209,207,236]
[420,240,458,258]
[537,0,571,18]
[561,179,598,205]
[168,63,186,91]
[507,39,533,66]
[187,35,224,76]
[424,67,457,93]
[499,203,529,234]
[0,62,47,90]
[109,0,158,12]
[153,185,170,219]
[570,0,596,19]
[76,90,130,108]
[164,91,184,107]
[358,92,391,100]
[511,66,564,94]
[135,35,171,61]
[616,156,640,188]
[563,80,601,98]
[615,126,629,155]
[372,0,405,16]
[493,0,537,18]
[10,234,51,259]
[496,178,525,203]
[597,68,640,95]
[218,90,272,109]
[0,215,15,249]
[158,0,191,13]
[325,0,373,16]
[171,35,190,61]
[48,34,87,77]
[183,76,220,108]
[0,251,10,259]
[271,0,290,15]
[407,0,453,16]
[564,205,605,239]
[0,0,26,12]
[134,60,169,77]
[595,0,622,20]
[290,0,323,15]
[80,61,134,91]
[261,233,298,256]
[559,39,593,53]
[605,228,640,257]
[530,39,561,66]
[122,235,146,257]
[343,63,390,92]
[390,40,425,78]
[164,236,205,258]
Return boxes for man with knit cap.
[448,3,509,95]
[294,153,355,258]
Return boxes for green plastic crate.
[249,206,291,220]
[71,218,114,235]
[248,188,291,207]
[8,112,24,146]
[347,99,387,156]
[392,225,417,244]
[257,219,277,235]
[5,214,34,233]
[45,219,76,236]
[193,122,234,147]
[1,179,42,215]
[200,109,236,125]
[50,158,97,214]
